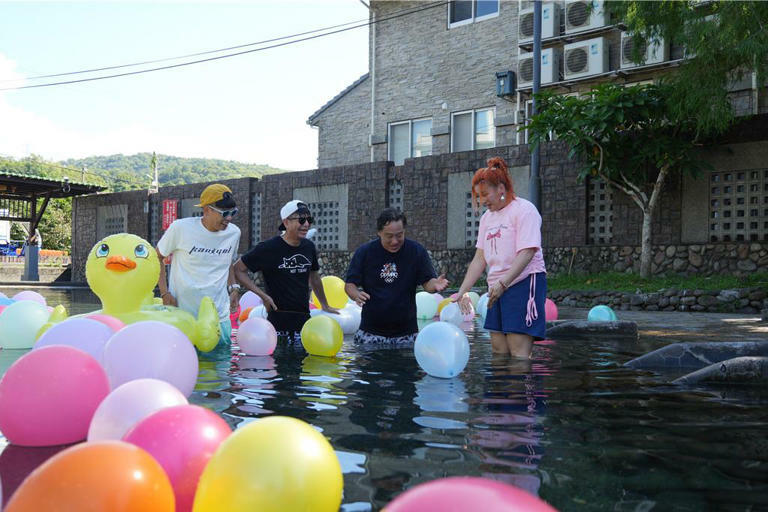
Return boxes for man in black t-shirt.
[345,208,449,345]
[234,200,338,347]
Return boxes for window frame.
[450,107,496,153]
[388,117,433,165]
[448,0,500,28]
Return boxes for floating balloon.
[384,477,557,512]
[416,291,438,320]
[5,441,175,512]
[102,321,199,396]
[476,293,489,321]
[237,317,277,356]
[0,297,13,306]
[238,307,253,323]
[436,297,453,315]
[311,276,348,309]
[33,317,114,364]
[193,416,342,512]
[466,291,481,309]
[238,291,263,311]
[0,300,50,349]
[11,290,46,306]
[431,293,443,305]
[461,302,475,322]
[88,378,188,442]
[0,345,109,446]
[338,305,361,334]
[414,321,470,379]
[439,302,464,326]
[123,405,232,512]
[85,313,126,332]
[248,304,269,320]
[301,315,343,357]
[587,304,618,322]
[545,298,558,321]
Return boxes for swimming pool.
[1,287,767,510]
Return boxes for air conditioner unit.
[563,37,608,79]
[564,0,609,34]
[620,32,669,69]
[519,2,560,42]
[517,48,560,88]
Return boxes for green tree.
[608,0,768,138]
[527,83,706,277]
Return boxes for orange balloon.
[238,307,254,323]
[6,441,174,512]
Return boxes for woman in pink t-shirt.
[456,157,547,358]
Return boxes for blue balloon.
[414,321,470,379]
[587,305,618,322]
[0,297,14,306]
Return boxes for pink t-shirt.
[476,197,546,288]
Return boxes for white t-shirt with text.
[158,217,241,322]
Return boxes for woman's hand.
[457,293,473,315]
[486,281,506,308]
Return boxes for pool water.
[1,288,767,511]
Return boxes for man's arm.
[155,247,177,307]
[233,259,277,311]
[309,271,339,314]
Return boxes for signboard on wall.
[162,199,178,230]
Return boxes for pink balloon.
[123,404,231,512]
[102,321,199,396]
[545,299,558,321]
[237,317,277,356]
[449,293,459,300]
[0,346,109,446]
[238,291,263,311]
[11,290,46,306]
[34,317,115,364]
[386,477,557,512]
[309,301,318,310]
[88,378,188,442]
[0,305,5,315]
[85,314,126,333]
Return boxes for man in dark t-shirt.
[345,208,449,344]
[234,200,338,347]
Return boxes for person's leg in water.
[199,320,233,360]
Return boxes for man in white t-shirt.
[156,184,241,355]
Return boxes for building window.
[465,192,485,248]
[306,201,341,251]
[388,118,432,166]
[449,0,499,27]
[451,108,495,153]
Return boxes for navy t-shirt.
[345,238,437,337]
[240,235,319,332]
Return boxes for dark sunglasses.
[289,216,314,225]
[209,205,239,218]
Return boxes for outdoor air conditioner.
[518,2,560,43]
[564,0,609,34]
[517,48,560,88]
[620,31,669,69]
[563,37,608,79]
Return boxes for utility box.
[495,71,516,97]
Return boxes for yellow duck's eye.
[134,244,149,259]
[96,243,109,258]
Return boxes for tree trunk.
[640,207,653,278]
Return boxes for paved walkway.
[558,307,768,343]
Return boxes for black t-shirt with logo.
[345,238,437,337]
[240,235,319,332]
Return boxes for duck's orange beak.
[105,255,137,272]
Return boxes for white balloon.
[337,306,361,334]
[248,304,269,319]
[439,302,463,326]
[416,291,438,319]
[414,321,470,378]
[476,293,489,320]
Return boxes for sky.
[0,1,370,171]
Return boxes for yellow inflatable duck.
[46,233,220,352]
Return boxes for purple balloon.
[239,291,263,311]
[34,318,114,364]
[102,321,199,396]
[11,290,46,306]
[237,317,277,356]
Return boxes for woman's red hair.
[471,157,515,210]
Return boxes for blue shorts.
[484,272,547,340]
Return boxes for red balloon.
[385,477,557,512]
[122,405,231,512]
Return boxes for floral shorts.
[353,329,417,346]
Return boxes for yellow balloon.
[301,315,343,357]
[437,297,453,315]
[311,275,348,309]
[193,416,343,512]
